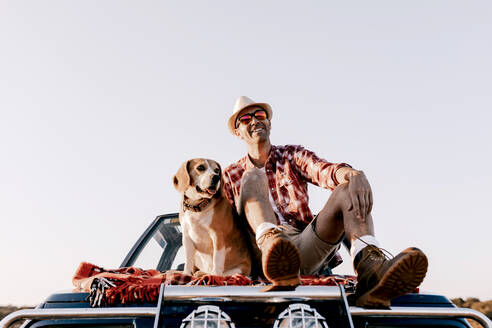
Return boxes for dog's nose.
[211,174,220,184]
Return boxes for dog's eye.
[214,168,220,174]
[197,165,206,172]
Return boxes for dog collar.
[182,198,211,212]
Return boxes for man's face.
[233,106,271,144]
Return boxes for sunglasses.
[235,109,269,128]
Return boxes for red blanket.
[73,262,356,307]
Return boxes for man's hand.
[345,170,373,221]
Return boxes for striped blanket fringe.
[72,262,357,307]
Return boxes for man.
[223,96,428,308]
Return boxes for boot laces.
[355,235,394,260]
[257,227,283,246]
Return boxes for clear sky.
[1,1,491,305]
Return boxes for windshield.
[124,214,185,271]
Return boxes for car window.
[170,246,185,270]
[130,217,183,271]
[132,235,167,270]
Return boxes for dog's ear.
[173,160,191,193]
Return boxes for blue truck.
[2,213,491,328]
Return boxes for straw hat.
[227,96,273,134]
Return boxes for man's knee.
[332,182,349,199]
[240,168,268,197]
[328,182,352,211]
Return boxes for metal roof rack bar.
[153,283,166,328]
[0,307,157,328]
[2,303,490,328]
[350,306,492,328]
[337,283,354,328]
[162,285,343,302]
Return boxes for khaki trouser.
[281,217,342,275]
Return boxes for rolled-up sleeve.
[290,145,351,190]
[222,172,235,207]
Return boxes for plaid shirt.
[223,145,350,231]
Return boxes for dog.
[173,158,251,276]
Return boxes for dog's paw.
[193,270,208,278]
[165,269,186,275]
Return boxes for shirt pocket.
[279,176,294,187]
[279,177,298,213]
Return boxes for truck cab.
[2,213,490,328]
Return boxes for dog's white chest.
[182,210,213,228]
[181,210,214,243]
[181,209,218,273]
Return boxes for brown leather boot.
[257,228,301,291]
[354,245,428,308]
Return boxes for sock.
[350,235,380,260]
[255,222,278,245]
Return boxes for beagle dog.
[173,158,251,276]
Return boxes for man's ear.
[173,160,191,193]
[234,129,242,138]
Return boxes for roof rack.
[2,285,490,328]
[2,305,490,328]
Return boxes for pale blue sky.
[1,1,491,305]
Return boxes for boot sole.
[263,237,301,285]
[356,249,428,308]
[261,276,301,292]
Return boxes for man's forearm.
[335,166,361,184]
